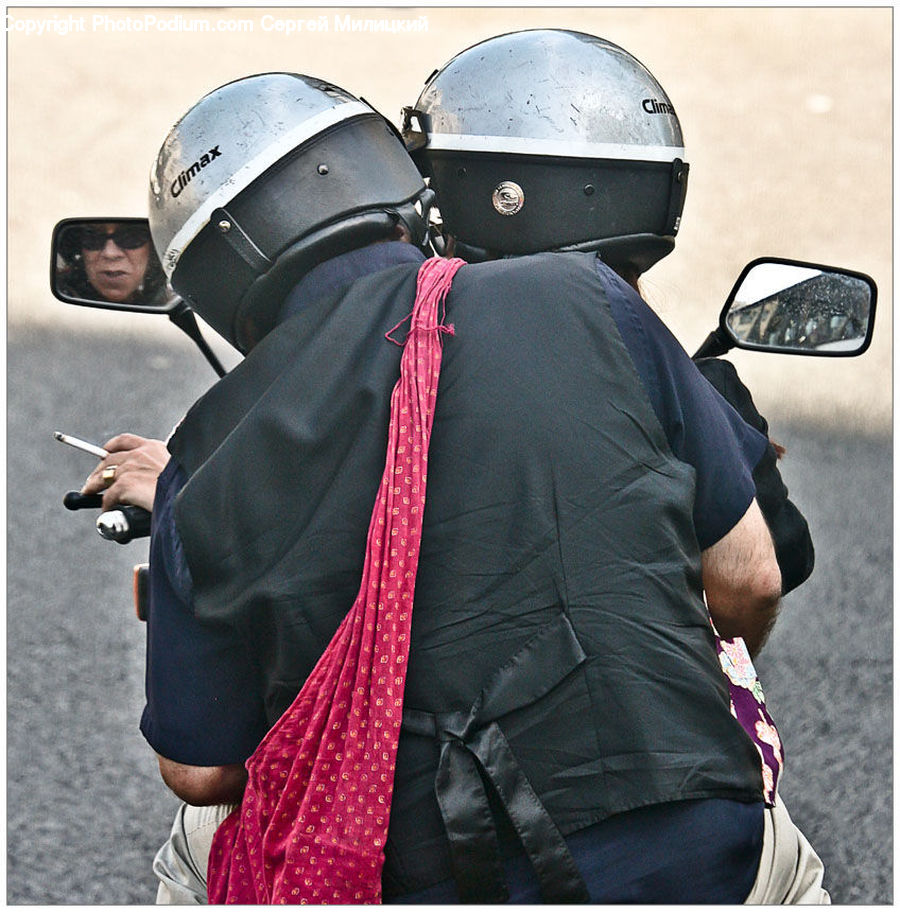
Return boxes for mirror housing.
[50,217,179,314]
[720,257,877,357]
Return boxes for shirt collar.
[279,242,427,324]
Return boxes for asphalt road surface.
[7,322,891,904]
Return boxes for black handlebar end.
[64,491,103,510]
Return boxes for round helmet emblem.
[492,180,525,216]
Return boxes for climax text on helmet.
[642,98,677,116]
[170,147,223,199]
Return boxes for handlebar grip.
[63,491,104,510]
[96,506,152,544]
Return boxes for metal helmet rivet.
[217,219,232,233]
[317,163,329,175]
[492,180,525,216]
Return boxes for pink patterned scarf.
[206,256,464,904]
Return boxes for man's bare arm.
[156,755,247,806]
[701,498,782,657]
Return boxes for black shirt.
[142,243,765,766]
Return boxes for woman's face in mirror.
[82,222,151,302]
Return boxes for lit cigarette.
[53,431,109,459]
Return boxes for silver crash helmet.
[150,72,431,352]
[402,30,688,271]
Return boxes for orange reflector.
[133,563,150,622]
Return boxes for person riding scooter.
[88,68,822,904]
[399,28,825,902]
[401,27,814,598]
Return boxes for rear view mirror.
[722,258,876,356]
[51,217,178,313]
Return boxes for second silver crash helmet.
[402,30,689,272]
[150,73,432,352]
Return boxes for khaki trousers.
[154,803,235,904]
[744,796,831,904]
[154,797,830,904]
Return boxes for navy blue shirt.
[141,247,766,901]
[141,457,269,765]
[598,261,765,549]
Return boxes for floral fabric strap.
[714,628,783,805]
[206,256,465,904]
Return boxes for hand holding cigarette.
[73,433,171,513]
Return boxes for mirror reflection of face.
[82,222,151,303]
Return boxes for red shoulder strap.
[207,256,465,904]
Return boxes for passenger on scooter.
[118,69,827,903]
[396,30,826,903]
[401,28,815,598]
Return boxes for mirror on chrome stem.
[722,259,876,356]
